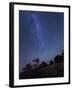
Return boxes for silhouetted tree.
[22,67,27,72]
[54,55,61,63]
[54,54,64,63]
[54,50,64,63]
[33,57,40,64]
[60,50,64,63]
[61,50,64,56]
[24,64,32,72]
[36,57,40,64]
[49,60,54,65]
[33,58,36,63]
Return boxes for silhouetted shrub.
[39,61,48,68]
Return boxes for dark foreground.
[19,62,64,79]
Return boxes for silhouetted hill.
[19,62,64,79]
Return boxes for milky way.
[31,13,45,50]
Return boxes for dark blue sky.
[19,10,64,72]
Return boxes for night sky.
[19,10,64,72]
